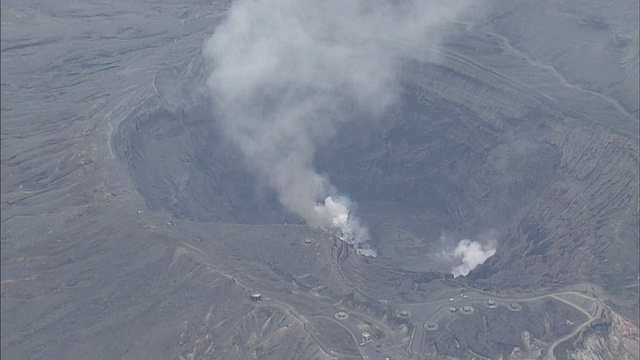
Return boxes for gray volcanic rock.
[1,1,638,359]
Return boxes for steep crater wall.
[112,51,638,314]
[113,55,560,231]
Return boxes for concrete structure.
[508,302,522,312]
[335,311,349,320]
[460,305,475,315]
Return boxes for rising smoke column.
[449,239,496,277]
[203,0,473,247]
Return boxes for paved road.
[402,289,603,357]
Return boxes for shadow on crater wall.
[112,51,638,316]
[113,57,559,235]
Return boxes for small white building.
[362,332,372,342]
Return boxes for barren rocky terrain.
[1,1,638,359]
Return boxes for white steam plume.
[448,239,496,277]
[203,0,473,248]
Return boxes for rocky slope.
[1,1,637,359]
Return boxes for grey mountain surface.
[1,1,638,360]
